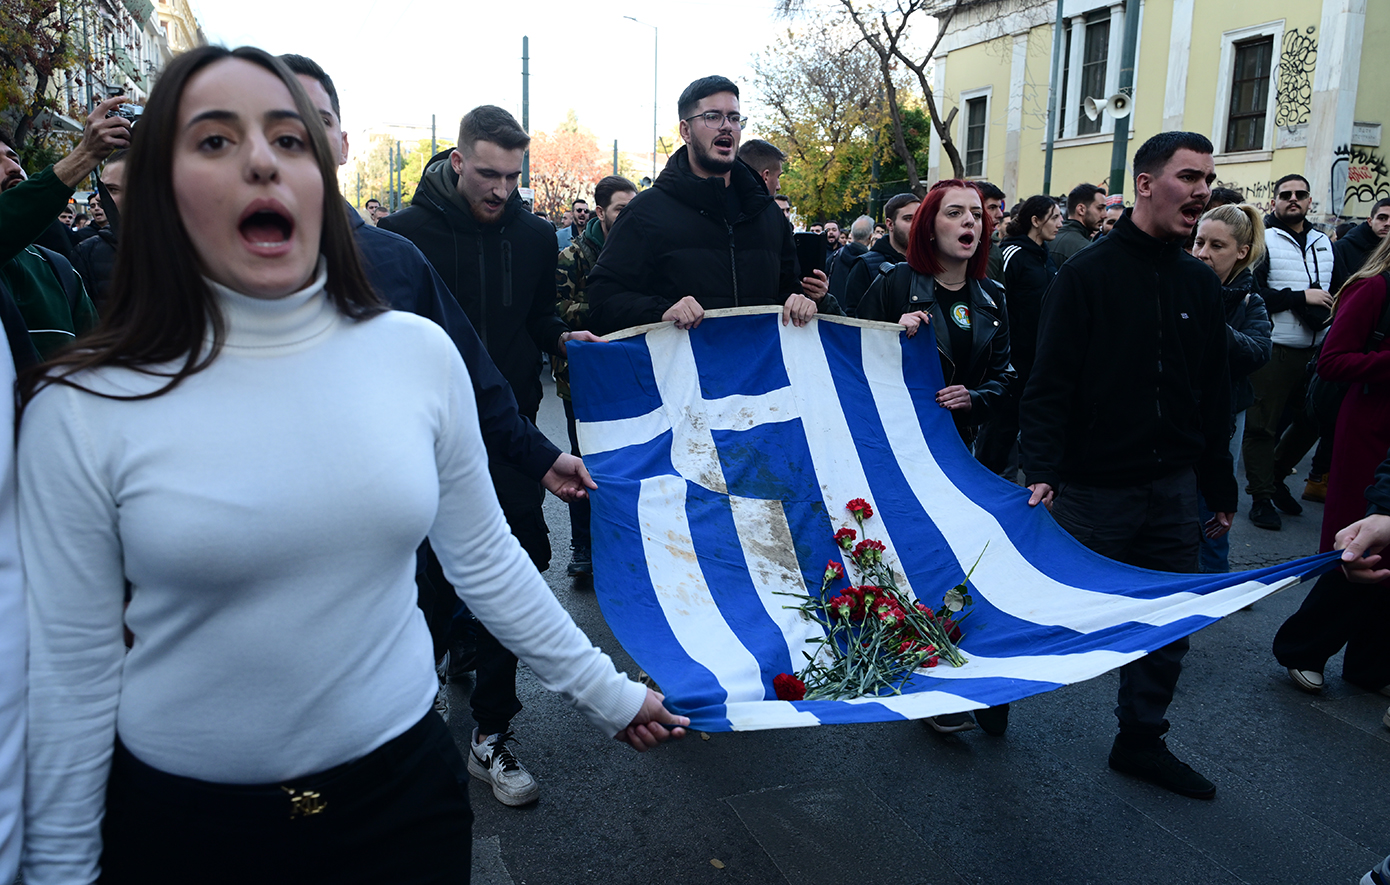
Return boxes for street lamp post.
[624,15,658,182]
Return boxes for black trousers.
[1049,469,1200,738]
[563,398,591,548]
[100,713,473,885]
[973,389,1020,479]
[1273,567,1390,691]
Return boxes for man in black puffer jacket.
[1334,198,1390,288]
[1021,132,1235,802]
[587,76,830,336]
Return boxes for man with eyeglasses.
[587,75,831,335]
[1243,173,1335,530]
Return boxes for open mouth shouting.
[711,133,735,155]
[958,232,976,248]
[238,199,296,257]
[1179,201,1205,228]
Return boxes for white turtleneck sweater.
[18,267,646,884]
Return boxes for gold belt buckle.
[281,785,327,819]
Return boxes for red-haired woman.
[857,179,1014,736]
[858,180,1015,445]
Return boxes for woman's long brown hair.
[19,45,385,407]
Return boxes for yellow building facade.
[928,0,1385,224]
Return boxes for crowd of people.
[0,52,1388,885]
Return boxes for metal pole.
[431,114,437,158]
[613,139,619,175]
[1108,0,1141,202]
[624,17,658,181]
[356,171,361,207]
[521,36,530,188]
[1042,0,1064,197]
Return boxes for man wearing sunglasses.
[1244,173,1336,530]
[587,75,832,334]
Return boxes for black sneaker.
[566,544,592,576]
[974,703,1010,736]
[1108,737,1216,800]
[1248,499,1281,530]
[1271,482,1303,516]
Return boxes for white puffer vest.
[1263,225,1333,348]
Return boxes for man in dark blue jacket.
[284,55,595,811]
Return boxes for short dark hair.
[1067,183,1105,216]
[365,198,381,208]
[1335,221,1357,240]
[1273,172,1310,192]
[103,149,129,169]
[884,192,920,223]
[1373,197,1390,215]
[678,76,739,120]
[976,181,1005,202]
[572,198,588,208]
[278,53,340,119]
[1207,187,1243,208]
[458,105,530,157]
[738,139,786,175]
[773,194,790,205]
[1132,131,1213,185]
[594,175,637,209]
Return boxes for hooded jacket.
[842,234,906,318]
[826,240,867,304]
[379,151,568,418]
[1220,267,1273,418]
[1048,218,1094,267]
[857,266,1014,436]
[1334,221,1382,284]
[72,227,117,312]
[997,234,1057,385]
[1255,213,1333,348]
[586,146,803,336]
[1020,210,1236,511]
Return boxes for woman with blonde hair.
[1273,231,1390,695]
[1191,204,1272,572]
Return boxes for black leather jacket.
[858,265,1014,435]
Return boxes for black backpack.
[1304,270,1390,423]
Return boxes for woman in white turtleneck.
[17,46,685,885]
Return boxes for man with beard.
[285,54,599,810]
[1242,173,1335,530]
[587,76,829,335]
[841,192,919,317]
[1022,132,1234,801]
[72,150,128,311]
[1050,182,1106,265]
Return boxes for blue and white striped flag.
[569,308,1338,732]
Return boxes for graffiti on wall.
[1274,27,1317,128]
[1214,178,1278,212]
[1334,144,1390,213]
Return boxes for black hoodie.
[1334,221,1383,286]
[379,150,568,418]
[586,146,802,336]
[1020,210,1235,511]
[997,234,1058,385]
[842,234,906,318]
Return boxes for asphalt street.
[451,370,1388,885]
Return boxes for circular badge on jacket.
[950,303,972,330]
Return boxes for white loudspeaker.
[1084,93,1134,121]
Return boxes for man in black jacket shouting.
[381,105,601,810]
[587,76,829,335]
[1020,131,1236,801]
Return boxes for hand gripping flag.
[568,308,1338,732]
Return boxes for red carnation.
[824,560,845,582]
[941,617,963,643]
[834,528,857,550]
[773,673,806,701]
[829,595,854,619]
[852,538,885,564]
[846,498,874,521]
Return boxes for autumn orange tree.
[528,110,606,219]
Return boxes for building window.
[1077,10,1110,136]
[965,97,987,177]
[1225,37,1274,153]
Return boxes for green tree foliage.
[751,16,911,222]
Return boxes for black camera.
[106,104,142,122]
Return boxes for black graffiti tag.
[1274,27,1316,128]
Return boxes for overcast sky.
[193,0,813,164]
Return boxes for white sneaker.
[468,728,539,806]
[1287,668,1324,693]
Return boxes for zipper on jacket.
[727,221,739,307]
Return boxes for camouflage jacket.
[554,217,605,399]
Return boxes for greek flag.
[568,308,1338,733]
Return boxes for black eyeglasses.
[1276,189,1310,201]
[684,111,749,130]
